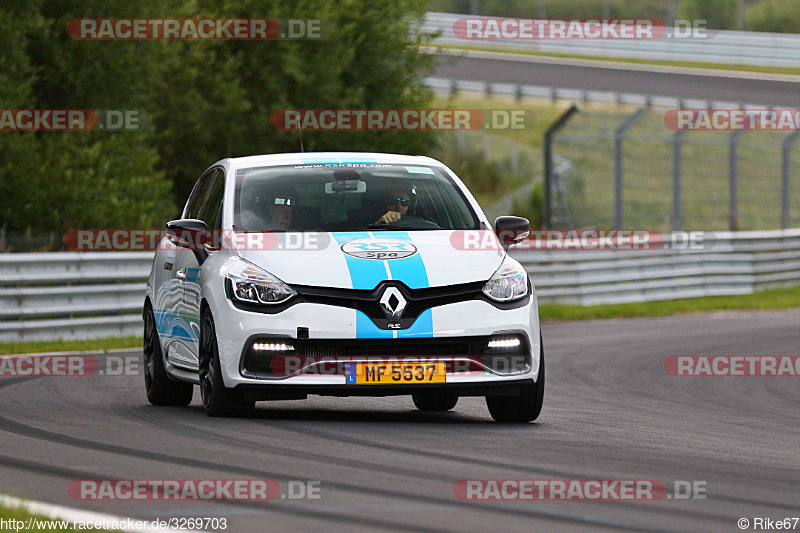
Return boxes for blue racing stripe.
[356,311,394,339]
[384,231,429,290]
[397,309,433,338]
[388,232,433,338]
[334,231,433,339]
[338,156,377,163]
[301,157,339,164]
[332,232,387,290]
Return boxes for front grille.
[295,337,486,357]
[240,335,530,378]
[295,280,485,320]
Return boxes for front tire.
[413,391,458,412]
[143,305,193,406]
[199,309,254,417]
[486,337,545,423]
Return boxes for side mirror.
[494,216,530,249]
[166,219,209,265]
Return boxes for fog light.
[487,338,521,350]
[252,342,294,352]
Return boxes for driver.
[375,187,413,225]
[258,189,296,230]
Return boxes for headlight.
[226,258,296,305]
[482,255,529,302]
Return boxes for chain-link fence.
[546,107,800,231]
[434,130,542,221]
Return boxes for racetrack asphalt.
[434,52,800,107]
[0,311,798,532]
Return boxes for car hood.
[236,230,506,290]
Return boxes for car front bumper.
[211,293,541,393]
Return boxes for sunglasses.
[386,197,410,206]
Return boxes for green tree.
[0,3,42,233]
[151,0,440,198]
[678,0,738,30]
[1,0,442,234]
[746,0,800,33]
[1,0,176,233]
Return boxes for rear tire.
[143,305,194,407]
[199,309,254,417]
[486,336,545,423]
[412,390,458,412]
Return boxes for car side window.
[198,171,225,231]
[183,169,217,219]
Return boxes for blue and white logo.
[341,239,418,261]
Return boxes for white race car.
[144,152,544,422]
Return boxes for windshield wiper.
[329,226,393,232]
[368,224,440,231]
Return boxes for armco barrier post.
[729,130,745,231]
[543,105,579,229]
[672,130,687,231]
[615,108,647,229]
[782,131,800,229]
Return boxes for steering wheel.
[387,215,441,229]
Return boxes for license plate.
[345,362,446,385]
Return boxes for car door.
[181,168,226,365]
[164,169,217,371]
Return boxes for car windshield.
[234,163,480,232]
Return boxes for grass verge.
[436,44,800,76]
[0,336,139,356]
[539,285,800,321]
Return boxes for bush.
[445,151,506,197]
[746,0,800,33]
[512,181,544,229]
[677,0,738,30]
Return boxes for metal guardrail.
[0,253,151,342]
[423,12,800,68]
[2,230,799,340]
[515,229,800,305]
[424,75,760,110]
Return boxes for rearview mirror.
[494,216,530,249]
[324,180,366,194]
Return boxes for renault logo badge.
[379,287,407,320]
